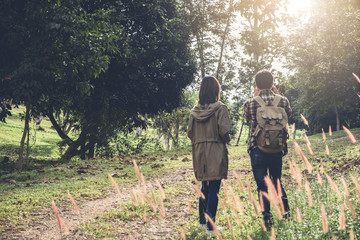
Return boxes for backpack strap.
[272,95,282,107]
[253,96,266,107]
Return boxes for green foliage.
[285,0,360,133]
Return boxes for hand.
[254,86,260,97]
[271,85,279,94]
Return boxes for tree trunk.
[17,102,30,171]
[334,103,340,131]
[235,121,245,146]
[215,0,234,81]
[88,136,95,159]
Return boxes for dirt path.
[5,167,195,240]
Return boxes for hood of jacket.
[190,101,224,122]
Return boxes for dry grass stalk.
[67,191,80,216]
[316,170,323,186]
[329,125,332,136]
[304,178,313,207]
[259,191,265,212]
[143,195,157,212]
[325,145,330,155]
[346,197,357,219]
[291,123,296,133]
[264,176,280,204]
[270,227,276,240]
[159,195,166,219]
[205,213,223,240]
[350,174,360,201]
[353,72,360,84]
[321,204,329,233]
[350,228,355,240]
[150,186,159,210]
[300,114,309,126]
[155,179,166,200]
[180,229,186,240]
[296,206,302,222]
[293,141,313,173]
[304,133,314,155]
[217,194,227,212]
[136,185,145,204]
[322,128,327,141]
[258,218,267,231]
[108,173,121,195]
[339,204,346,230]
[226,214,235,238]
[286,123,290,134]
[342,125,357,143]
[232,170,245,192]
[132,160,142,182]
[358,94,360,99]
[143,207,147,223]
[320,159,325,174]
[188,182,205,199]
[340,176,350,197]
[187,198,193,212]
[130,188,139,206]
[228,185,244,214]
[52,201,69,234]
[262,191,282,218]
[248,189,260,216]
[325,172,341,200]
[247,235,253,240]
[331,233,337,240]
[140,173,147,194]
[222,181,229,202]
[276,179,285,213]
[52,200,63,232]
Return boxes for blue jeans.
[250,147,290,220]
[199,180,221,230]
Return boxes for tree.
[0,0,196,164]
[285,0,360,133]
[236,0,286,99]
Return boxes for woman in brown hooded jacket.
[187,76,231,234]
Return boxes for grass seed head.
[342,125,357,143]
[155,179,166,200]
[296,206,302,222]
[188,182,205,199]
[350,228,355,240]
[353,72,360,84]
[325,144,330,155]
[304,178,313,207]
[316,170,323,186]
[329,125,332,136]
[205,213,223,240]
[67,191,80,216]
[350,174,360,201]
[346,198,357,219]
[339,204,346,231]
[321,204,329,233]
[322,128,326,141]
[300,114,309,126]
[232,170,245,192]
[325,172,341,200]
[108,173,121,195]
[271,227,276,240]
[130,188,139,206]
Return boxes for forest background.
[1,0,360,239]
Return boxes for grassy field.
[1,110,360,239]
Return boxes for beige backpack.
[253,95,288,153]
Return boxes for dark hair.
[255,70,273,89]
[199,76,220,105]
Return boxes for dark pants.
[199,180,221,230]
[250,147,290,221]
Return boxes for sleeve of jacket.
[218,105,231,143]
[187,114,193,140]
